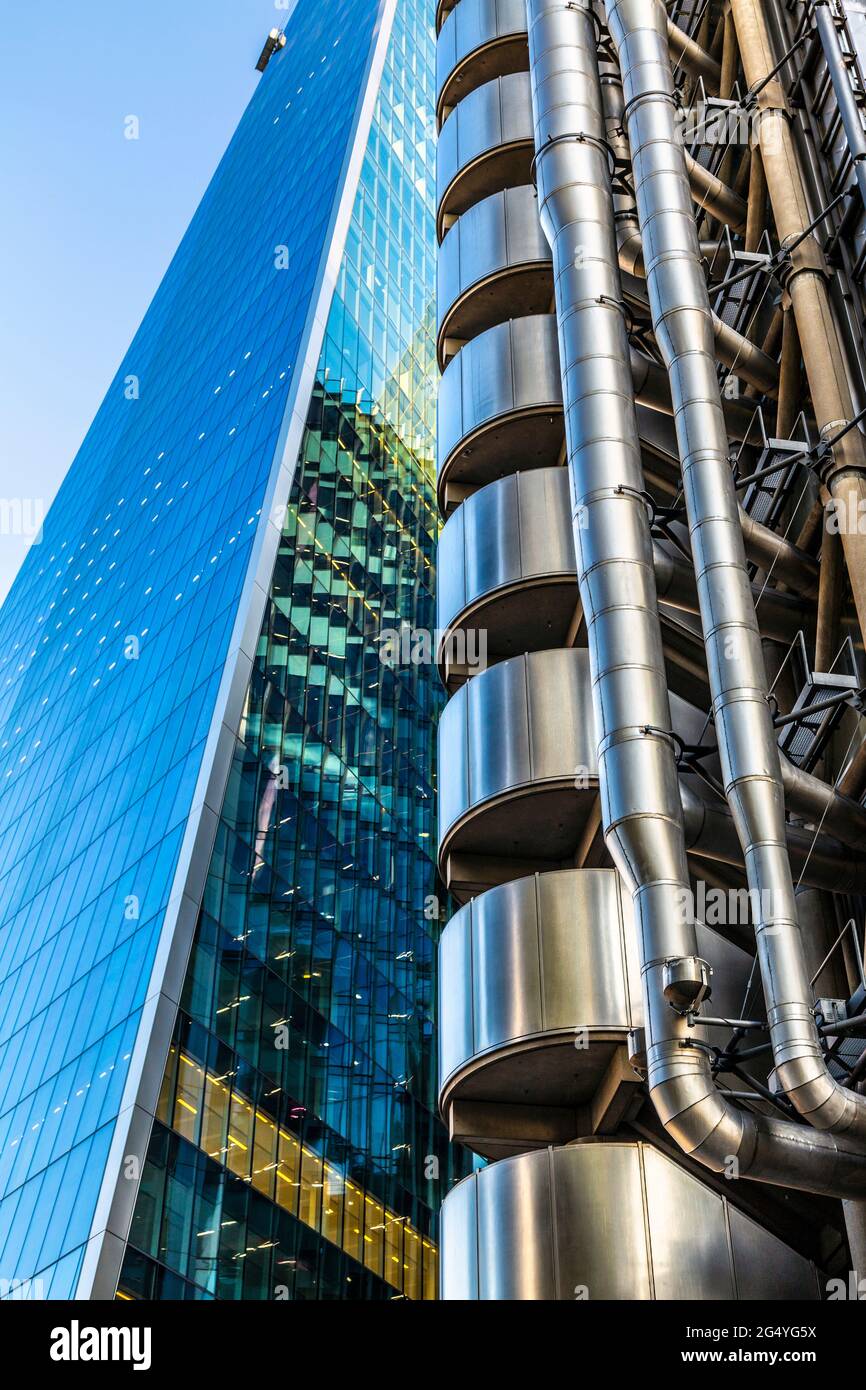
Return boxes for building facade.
[433,0,866,1298]
[0,0,466,1301]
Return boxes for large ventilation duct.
[604,0,866,1146]
[526,0,866,1196]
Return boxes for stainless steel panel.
[440,1141,820,1299]
[438,891,475,1088]
[477,1150,557,1298]
[527,646,594,782]
[437,869,638,1103]
[436,71,532,213]
[467,650,531,803]
[463,319,515,436]
[435,498,467,639]
[437,315,562,480]
[436,97,460,211]
[437,682,469,848]
[537,868,631,1029]
[552,1143,653,1299]
[435,0,462,93]
[436,0,528,108]
[472,875,543,1053]
[694,922,758,1024]
[439,1168,479,1300]
[435,467,575,638]
[436,217,464,337]
[511,313,562,410]
[436,185,550,333]
[438,649,597,836]
[516,468,573,579]
[500,68,534,144]
[464,471,522,599]
[643,1145,735,1300]
[435,346,464,474]
[728,1205,819,1302]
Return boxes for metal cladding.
[604,0,866,1144]
[435,0,866,1297]
[440,1142,820,1300]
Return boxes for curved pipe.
[684,151,747,234]
[606,0,866,1146]
[653,544,807,644]
[680,781,866,896]
[667,14,721,93]
[628,345,819,593]
[738,506,820,597]
[780,754,866,853]
[528,0,866,1196]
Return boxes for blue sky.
[0,0,294,603]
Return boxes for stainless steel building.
[434,0,866,1299]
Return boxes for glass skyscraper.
[0,0,466,1301]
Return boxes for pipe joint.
[531,130,617,187]
[778,232,830,287]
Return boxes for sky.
[0,0,296,604]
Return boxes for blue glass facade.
[117,0,471,1301]
[0,0,394,1298]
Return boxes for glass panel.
[119,0,475,1302]
[363,1193,385,1280]
[250,1109,277,1200]
[172,1053,205,1145]
[225,1093,254,1182]
[0,0,388,1295]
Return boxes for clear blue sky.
[0,0,294,603]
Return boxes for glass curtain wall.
[118,0,470,1302]
[0,0,386,1300]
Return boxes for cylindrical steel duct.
[527,0,866,1196]
[605,0,866,1146]
[667,14,721,92]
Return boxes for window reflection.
[165,1043,437,1297]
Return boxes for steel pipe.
[654,543,807,644]
[681,782,866,896]
[529,0,866,1196]
[667,14,721,93]
[780,753,866,852]
[605,0,866,1154]
[685,151,748,233]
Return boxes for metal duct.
[627,348,820,592]
[667,13,721,92]
[684,152,747,235]
[680,781,866,896]
[738,506,820,597]
[654,543,807,644]
[527,0,866,1195]
[780,753,866,853]
[599,64,773,391]
[605,0,866,1145]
